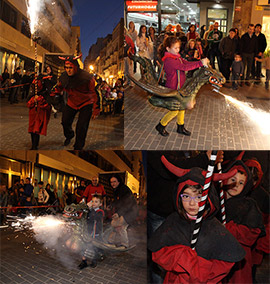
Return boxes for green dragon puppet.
[128,55,226,111]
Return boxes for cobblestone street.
[0,98,124,150]
[125,83,270,150]
[0,222,146,284]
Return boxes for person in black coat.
[253,24,267,83]
[108,174,137,248]
[219,28,239,81]
[9,67,22,104]
[239,24,258,86]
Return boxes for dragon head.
[191,66,226,88]
[63,203,89,220]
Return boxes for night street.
[0,98,124,150]
[0,222,146,284]
[125,83,270,150]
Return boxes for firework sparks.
[214,89,270,135]
[25,0,45,35]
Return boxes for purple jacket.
[162,52,203,90]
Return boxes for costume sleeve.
[82,185,90,200]
[27,96,36,108]
[168,57,203,72]
[152,244,234,283]
[36,96,51,110]
[225,220,261,247]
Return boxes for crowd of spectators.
[0,67,125,114]
[125,22,268,90]
[96,77,124,115]
[0,178,75,225]
[0,176,146,226]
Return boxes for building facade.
[124,0,269,38]
[85,18,124,86]
[0,0,79,75]
[0,150,146,198]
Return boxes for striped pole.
[191,150,217,250]
[217,162,226,225]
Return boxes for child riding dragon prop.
[63,203,135,254]
[127,55,226,110]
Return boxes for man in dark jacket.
[219,28,238,81]
[207,22,223,70]
[9,67,22,104]
[52,55,100,150]
[253,24,267,84]
[240,24,258,86]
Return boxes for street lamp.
[89,65,94,72]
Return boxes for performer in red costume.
[148,156,245,284]
[27,74,52,150]
[221,159,266,283]
[52,55,100,150]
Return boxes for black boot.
[78,260,88,270]
[177,124,191,136]
[155,122,169,136]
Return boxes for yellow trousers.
[160,110,185,126]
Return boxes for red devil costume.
[52,55,100,150]
[245,159,270,278]
[148,156,245,284]
[222,159,266,283]
[27,74,52,149]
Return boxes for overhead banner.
[126,1,158,12]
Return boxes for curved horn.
[236,151,245,161]
[161,155,190,177]
[213,168,238,182]
[58,56,66,60]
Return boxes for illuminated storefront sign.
[126,1,158,12]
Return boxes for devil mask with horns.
[148,155,245,265]
[160,155,238,218]
[58,54,93,89]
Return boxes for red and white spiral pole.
[217,162,226,225]
[191,150,217,250]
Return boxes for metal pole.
[190,150,217,250]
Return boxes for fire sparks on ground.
[213,89,270,135]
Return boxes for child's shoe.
[78,260,88,270]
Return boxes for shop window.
[43,170,49,185]
[207,8,228,34]
[0,173,8,187]
[34,167,41,183]
[12,174,20,185]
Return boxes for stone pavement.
[124,83,270,150]
[0,98,123,150]
[0,223,146,284]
